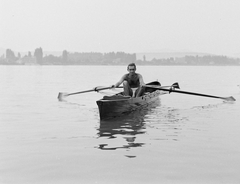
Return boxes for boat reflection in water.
[96,100,161,151]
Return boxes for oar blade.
[222,96,236,102]
[58,92,68,101]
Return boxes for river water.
[0,65,240,184]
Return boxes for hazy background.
[1,0,240,57]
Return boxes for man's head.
[127,63,136,74]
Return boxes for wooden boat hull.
[96,82,169,120]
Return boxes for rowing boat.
[58,79,235,119]
[96,81,170,120]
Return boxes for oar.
[144,85,236,101]
[58,86,114,101]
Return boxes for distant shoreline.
[1,63,240,66]
[1,48,240,66]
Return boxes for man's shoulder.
[121,73,128,79]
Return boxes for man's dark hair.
[127,63,136,69]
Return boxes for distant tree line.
[149,55,240,65]
[0,48,240,65]
[0,48,136,65]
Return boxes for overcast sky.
[1,0,240,55]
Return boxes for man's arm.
[138,74,145,86]
[111,74,126,88]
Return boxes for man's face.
[128,66,136,75]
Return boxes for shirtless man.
[111,63,145,97]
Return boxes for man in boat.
[111,63,145,97]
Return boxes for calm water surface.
[0,65,240,184]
